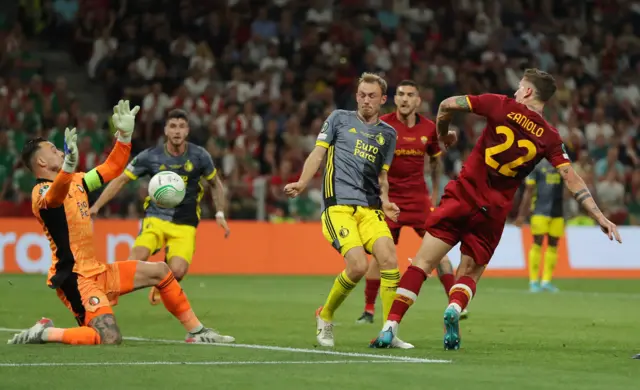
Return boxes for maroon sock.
[439,273,455,296]
[364,278,380,313]
[387,266,427,323]
[449,276,477,311]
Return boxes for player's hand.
[597,216,622,243]
[89,205,100,218]
[439,130,458,149]
[514,216,525,227]
[216,211,231,239]
[382,201,400,222]
[62,127,78,173]
[284,181,305,198]
[112,99,140,143]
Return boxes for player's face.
[394,85,420,116]
[36,141,63,172]
[165,118,189,147]
[514,79,534,104]
[356,82,387,119]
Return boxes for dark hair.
[397,80,419,91]
[523,68,556,102]
[21,137,46,172]
[166,109,189,123]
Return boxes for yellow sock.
[529,244,541,282]
[542,246,558,283]
[379,268,400,323]
[320,271,357,322]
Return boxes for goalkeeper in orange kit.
[7,101,234,345]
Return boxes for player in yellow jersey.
[90,109,230,305]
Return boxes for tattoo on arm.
[89,314,122,345]
[573,189,592,203]
[436,96,471,137]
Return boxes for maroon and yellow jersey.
[380,112,441,212]
[458,94,571,216]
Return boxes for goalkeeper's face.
[35,141,63,172]
[165,118,189,147]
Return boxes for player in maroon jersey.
[370,68,621,350]
[355,80,466,327]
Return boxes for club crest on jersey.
[339,227,349,238]
[88,296,100,306]
[184,160,193,172]
[421,136,428,144]
[375,133,385,146]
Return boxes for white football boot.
[7,318,53,344]
[315,306,335,347]
[185,328,235,344]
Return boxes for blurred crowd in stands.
[0,0,639,226]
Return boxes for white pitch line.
[0,328,450,364]
[0,360,420,367]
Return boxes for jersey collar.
[36,178,53,183]
[164,143,188,157]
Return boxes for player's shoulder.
[188,142,213,162]
[329,109,351,120]
[416,114,435,129]
[376,118,397,136]
[379,112,396,122]
[138,145,163,159]
[31,180,51,206]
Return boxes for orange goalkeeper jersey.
[31,141,132,289]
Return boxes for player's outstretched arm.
[83,100,139,194]
[284,145,327,198]
[89,173,132,216]
[557,164,622,243]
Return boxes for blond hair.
[357,72,388,95]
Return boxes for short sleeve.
[466,94,506,120]
[382,132,397,171]
[316,110,340,148]
[124,149,150,180]
[200,147,217,180]
[426,137,441,157]
[545,135,572,169]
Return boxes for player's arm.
[429,155,441,204]
[83,100,139,193]
[557,163,621,242]
[89,149,149,215]
[435,96,473,137]
[285,111,337,197]
[378,170,390,204]
[201,149,231,237]
[515,172,537,226]
[41,171,74,208]
[380,131,399,221]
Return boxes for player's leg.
[9,275,119,345]
[317,206,366,346]
[416,227,456,298]
[443,252,485,350]
[528,215,549,292]
[442,215,504,351]
[134,217,167,304]
[541,217,564,292]
[121,259,234,343]
[356,258,380,324]
[356,227,399,324]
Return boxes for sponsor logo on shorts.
[339,227,349,238]
[88,296,100,306]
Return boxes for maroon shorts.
[424,182,506,266]
[386,197,434,245]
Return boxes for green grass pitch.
[0,275,637,389]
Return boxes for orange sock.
[156,272,203,333]
[43,327,101,345]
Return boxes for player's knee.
[168,258,189,281]
[131,246,151,261]
[345,257,369,281]
[89,314,123,345]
